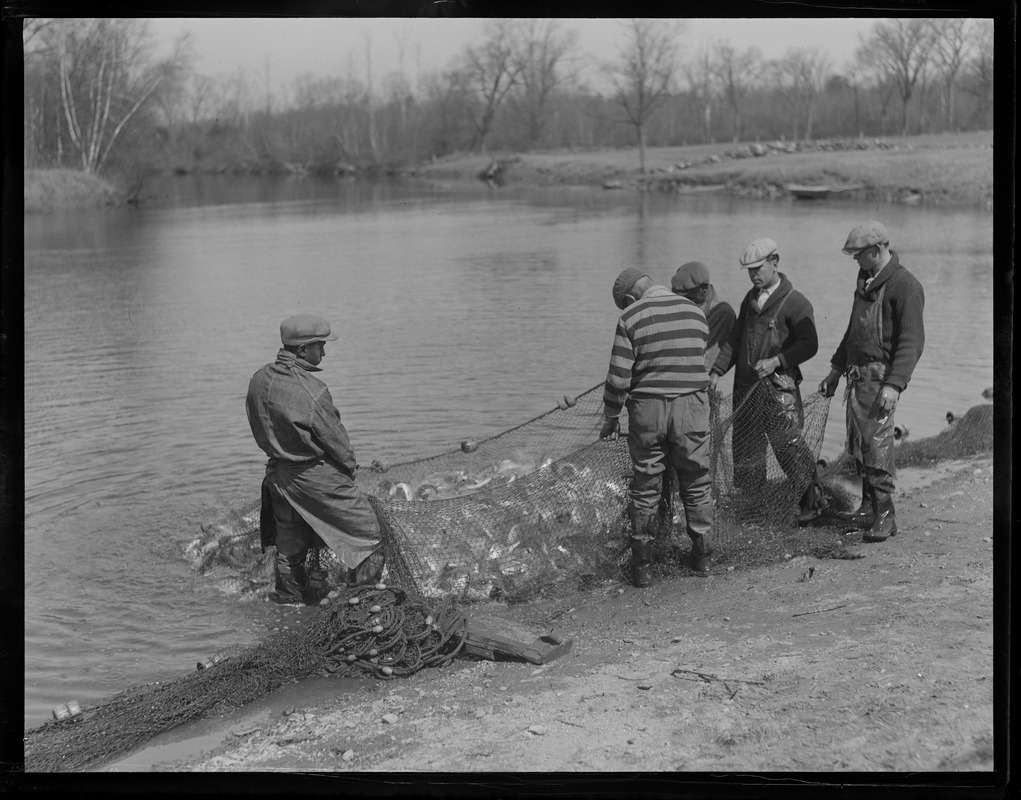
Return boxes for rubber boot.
[629,537,655,588]
[690,533,712,575]
[836,479,873,527]
[272,556,309,606]
[862,491,898,542]
[349,547,386,586]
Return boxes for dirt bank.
[25,130,994,212]
[111,452,994,777]
[415,130,994,209]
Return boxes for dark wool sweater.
[829,251,925,392]
[711,273,818,386]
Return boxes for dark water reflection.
[23,176,994,728]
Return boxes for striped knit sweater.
[602,285,709,418]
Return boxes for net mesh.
[26,380,840,771]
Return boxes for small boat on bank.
[787,183,863,200]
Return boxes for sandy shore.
[93,452,995,779]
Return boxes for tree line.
[23,18,994,182]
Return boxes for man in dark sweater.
[709,238,828,525]
[600,267,714,585]
[820,221,925,542]
[671,261,737,372]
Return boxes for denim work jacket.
[246,349,358,476]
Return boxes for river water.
[23,175,994,729]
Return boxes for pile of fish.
[186,441,635,603]
[368,444,633,602]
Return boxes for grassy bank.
[25,130,993,212]
[24,168,125,213]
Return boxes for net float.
[372,625,384,634]
[460,440,478,453]
[52,701,81,721]
[196,657,215,671]
[347,654,357,662]
[368,648,378,657]
[381,666,393,676]
[370,605,382,613]
[348,596,360,605]
[374,583,387,591]
[425,615,433,626]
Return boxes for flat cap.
[842,221,889,253]
[612,268,649,309]
[739,238,778,269]
[280,314,339,347]
[671,261,711,293]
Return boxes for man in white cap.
[709,238,828,525]
[601,267,715,584]
[246,314,383,605]
[819,221,925,542]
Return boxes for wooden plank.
[464,615,574,665]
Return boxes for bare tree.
[187,74,217,124]
[603,19,683,172]
[960,18,993,128]
[927,18,974,132]
[856,18,938,136]
[509,19,579,149]
[461,21,524,154]
[683,40,718,143]
[769,47,830,141]
[47,18,189,174]
[713,42,761,143]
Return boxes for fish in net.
[26,380,841,771]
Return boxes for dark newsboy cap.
[612,268,649,309]
[671,261,711,292]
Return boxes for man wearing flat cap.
[601,267,715,584]
[709,237,828,525]
[246,313,383,605]
[672,261,737,372]
[819,222,925,543]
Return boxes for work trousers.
[265,479,324,563]
[626,392,712,541]
[844,362,896,496]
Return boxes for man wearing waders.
[246,314,384,605]
[709,238,829,525]
[819,222,925,542]
[600,268,714,586]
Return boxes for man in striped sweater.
[600,267,714,586]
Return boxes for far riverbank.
[25,130,993,213]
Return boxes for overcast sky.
[144,17,885,94]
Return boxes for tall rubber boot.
[836,479,873,527]
[629,537,654,588]
[273,555,309,606]
[689,533,712,575]
[862,491,898,542]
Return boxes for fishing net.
[25,380,837,772]
[24,584,466,772]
